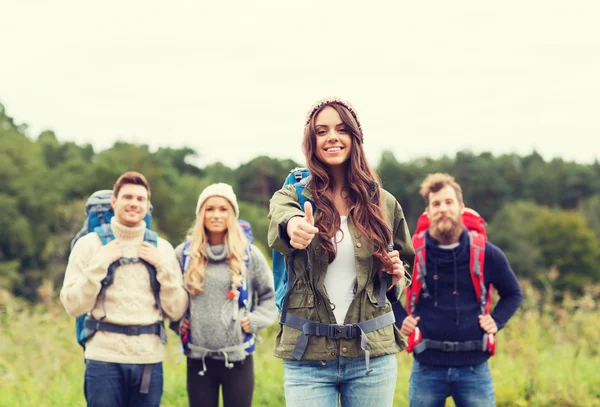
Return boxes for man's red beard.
[429,213,464,244]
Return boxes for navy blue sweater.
[394,230,523,367]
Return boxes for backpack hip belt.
[283,310,396,375]
[84,316,166,342]
[187,340,256,376]
[412,333,495,354]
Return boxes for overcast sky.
[1,1,599,168]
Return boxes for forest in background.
[0,101,599,302]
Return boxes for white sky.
[1,1,599,168]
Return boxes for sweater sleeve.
[392,300,409,323]
[155,238,189,322]
[486,243,523,330]
[246,245,278,333]
[60,234,111,317]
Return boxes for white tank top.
[324,216,357,324]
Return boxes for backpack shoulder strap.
[94,224,115,245]
[239,238,253,311]
[406,231,427,315]
[91,224,117,321]
[241,220,254,311]
[282,167,311,209]
[294,174,312,209]
[468,231,490,314]
[140,229,162,317]
[181,240,192,272]
[144,229,158,247]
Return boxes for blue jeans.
[409,360,495,407]
[84,360,163,407]
[283,354,397,407]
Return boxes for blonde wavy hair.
[184,200,248,295]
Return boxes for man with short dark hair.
[61,171,188,406]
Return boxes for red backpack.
[405,208,496,355]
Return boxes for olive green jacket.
[268,184,415,360]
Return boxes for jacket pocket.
[288,292,315,309]
[280,291,316,347]
[366,284,391,314]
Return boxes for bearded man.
[395,173,523,407]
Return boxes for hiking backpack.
[177,219,257,357]
[403,207,496,355]
[70,190,166,349]
[272,168,396,373]
[272,167,312,313]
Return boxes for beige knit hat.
[195,183,239,218]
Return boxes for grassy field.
[0,281,598,407]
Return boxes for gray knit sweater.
[175,242,277,362]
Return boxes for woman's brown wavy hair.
[302,102,393,274]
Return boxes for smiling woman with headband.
[268,98,415,407]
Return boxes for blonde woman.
[175,183,277,407]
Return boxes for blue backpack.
[272,168,312,312]
[70,190,165,349]
[177,219,256,355]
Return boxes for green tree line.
[1,102,598,301]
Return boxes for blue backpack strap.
[143,230,161,307]
[141,229,167,343]
[238,246,252,312]
[238,220,256,354]
[95,223,115,245]
[293,169,311,209]
[142,230,160,297]
[92,224,118,321]
[144,229,158,247]
[181,240,192,271]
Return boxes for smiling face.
[202,196,231,238]
[111,184,150,227]
[313,106,353,168]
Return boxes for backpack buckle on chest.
[328,324,354,340]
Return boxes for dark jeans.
[409,360,495,407]
[187,356,254,407]
[84,360,163,407]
